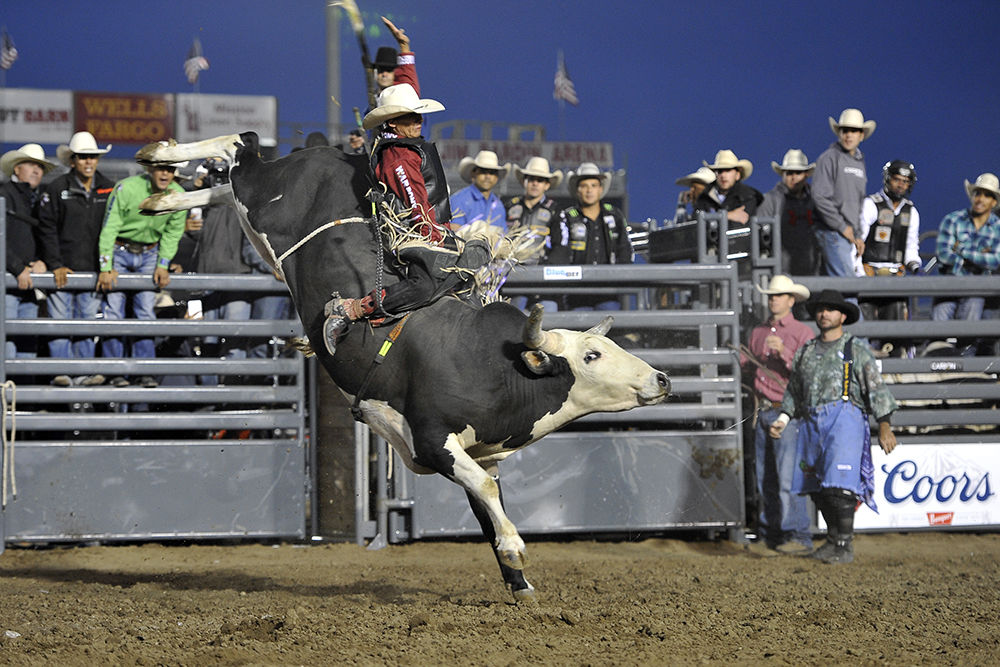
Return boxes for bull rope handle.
[1,380,17,508]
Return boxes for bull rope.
[276,217,367,265]
[1,380,17,508]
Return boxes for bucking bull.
[136,133,669,602]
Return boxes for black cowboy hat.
[372,46,398,70]
[805,288,860,325]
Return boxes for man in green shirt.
[96,163,188,387]
[770,289,898,564]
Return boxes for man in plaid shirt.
[933,173,1000,321]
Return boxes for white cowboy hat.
[771,149,815,174]
[755,274,810,302]
[675,166,716,187]
[567,162,612,192]
[965,173,1000,202]
[514,156,563,188]
[56,131,112,166]
[828,108,876,140]
[362,83,445,130]
[1,143,57,177]
[458,150,510,183]
[703,149,753,180]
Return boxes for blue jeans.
[101,245,159,359]
[249,293,290,359]
[932,297,985,321]
[814,227,855,277]
[202,291,252,359]
[5,290,39,359]
[755,407,812,547]
[47,289,102,358]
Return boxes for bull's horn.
[585,316,614,337]
[522,303,564,354]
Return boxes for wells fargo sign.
[74,91,174,144]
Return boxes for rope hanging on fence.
[2,380,17,508]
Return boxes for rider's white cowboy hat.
[458,150,510,183]
[1,143,57,177]
[514,156,562,188]
[755,274,810,302]
[362,83,445,130]
[965,173,1000,202]
[675,166,715,187]
[703,149,753,180]
[828,108,876,140]
[771,149,815,174]
[56,131,112,166]
[567,162,612,192]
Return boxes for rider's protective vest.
[371,137,452,224]
[862,192,912,264]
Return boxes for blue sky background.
[3,0,999,236]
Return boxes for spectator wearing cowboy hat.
[1,143,57,359]
[504,156,563,309]
[37,132,115,385]
[96,159,190,388]
[449,150,511,231]
[673,166,715,224]
[932,173,1000,324]
[549,162,633,310]
[694,149,763,224]
[812,108,875,277]
[770,288,898,564]
[741,275,814,555]
[759,149,822,276]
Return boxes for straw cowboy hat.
[964,173,1000,202]
[828,108,876,140]
[755,274,810,302]
[1,143,57,177]
[458,150,510,183]
[56,131,111,166]
[514,156,563,188]
[675,166,716,187]
[806,288,860,325]
[771,149,815,174]
[703,149,753,180]
[567,162,612,191]
[362,83,445,130]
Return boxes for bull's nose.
[656,372,670,394]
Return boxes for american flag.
[0,29,18,71]
[184,37,209,84]
[553,50,578,106]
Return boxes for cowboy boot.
[322,293,365,356]
[809,491,839,561]
[820,488,857,565]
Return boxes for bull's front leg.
[431,434,531,598]
[134,134,243,166]
[140,183,233,214]
[462,462,535,603]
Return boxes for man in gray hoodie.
[759,149,821,276]
[811,109,875,277]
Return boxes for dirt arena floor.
[1,531,997,665]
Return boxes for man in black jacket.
[694,149,763,224]
[38,132,114,384]
[1,143,56,359]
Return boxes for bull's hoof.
[511,583,537,605]
[140,193,172,212]
[134,139,178,166]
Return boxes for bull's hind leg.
[463,468,536,603]
[134,134,243,166]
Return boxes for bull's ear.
[521,350,554,376]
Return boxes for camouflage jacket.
[781,333,897,421]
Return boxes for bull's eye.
[584,351,601,363]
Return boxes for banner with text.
[855,442,999,530]
[175,94,277,146]
[435,139,613,169]
[75,91,174,145]
[0,88,74,144]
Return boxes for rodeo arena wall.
[2,91,1000,553]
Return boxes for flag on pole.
[553,50,578,106]
[184,37,209,84]
[0,29,18,71]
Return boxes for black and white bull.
[137,133,670,602]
